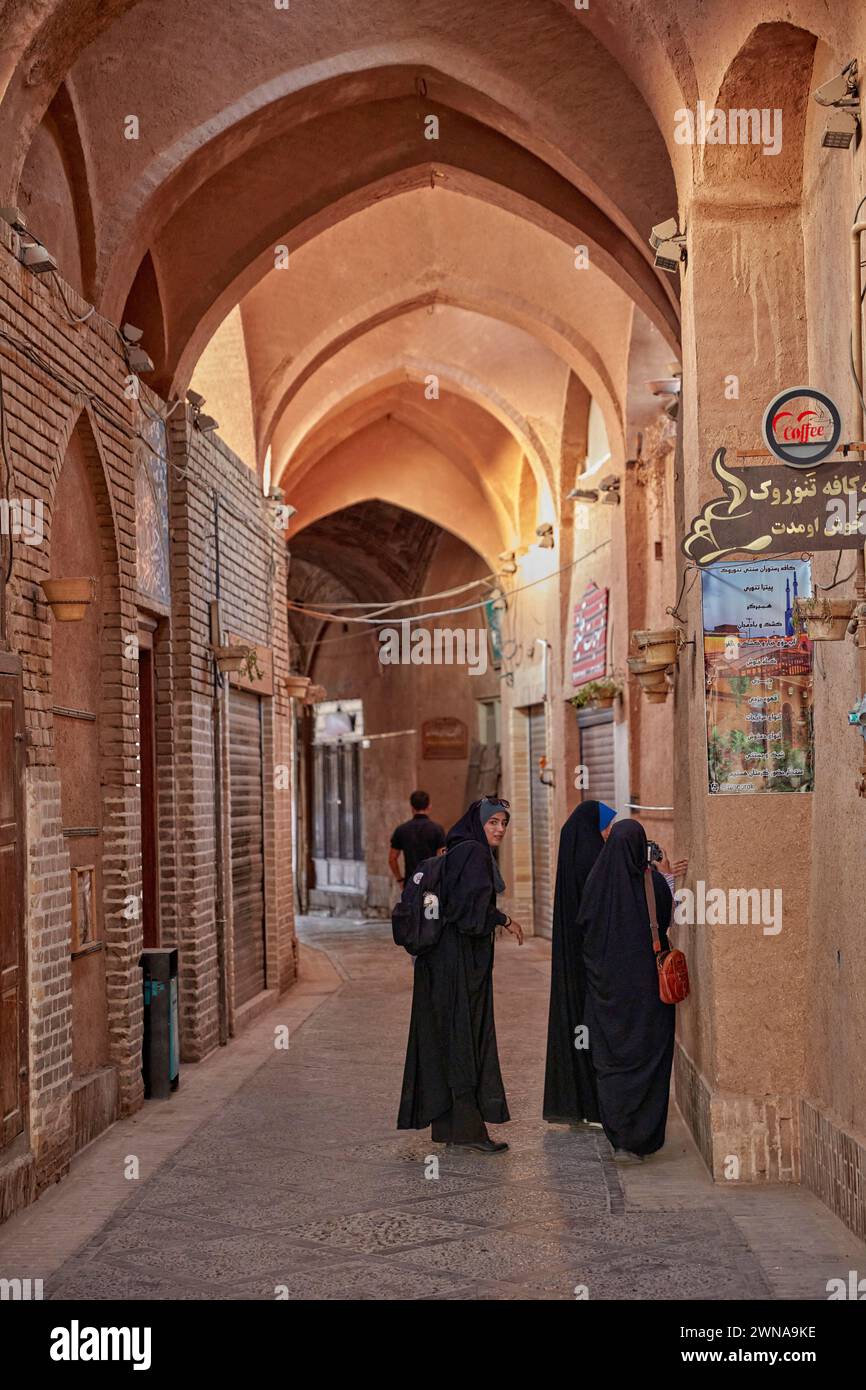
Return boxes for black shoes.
[446,1138,509,1154]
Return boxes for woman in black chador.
[397,798,524,1154]
[543,799,616,1125]
[578,818,675,1161]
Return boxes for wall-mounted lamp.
[119,322,154,374]
[567,486,600,503]
[498,550,518,574]
[814,60,859,149]
[598,474,621,506]
[649,217,687,273]
[535,522,555,549]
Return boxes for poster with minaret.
[701,558,814,794]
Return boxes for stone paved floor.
[4,917,864,1300]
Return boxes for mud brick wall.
[0,221,143,1192]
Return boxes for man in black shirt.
[389,790,446,888]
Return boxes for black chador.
[397,802,509,1144]
[578,818,675,1157]
[543,800,607,1124]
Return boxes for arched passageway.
[1,0,865,1291]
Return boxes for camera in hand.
[647,840,663,865]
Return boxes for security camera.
[126,345,154,373]
[813,60,858,108]
[19,241,57,273]
[186,389,206,409]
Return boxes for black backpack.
[391,851,448,956]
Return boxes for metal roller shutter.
[230,689,266,1006]
[528,705,553,938]
[579,710,616,807]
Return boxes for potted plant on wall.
[631,626,683,667]
[211,642,251,674]
[627,653,671,701]
[793,595,855,641]
[39,577,95,622]
[570,675,623,712]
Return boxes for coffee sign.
[761,387,841,468]
[683,447,866,567]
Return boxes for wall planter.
[793,597,855,641]
[631,627,682,667]
[627,654,671,703]
[39,577,95,622]
[570,677,623,712]
[285,674,312,700]
[211,644,250,674]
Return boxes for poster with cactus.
[701,558,814,794]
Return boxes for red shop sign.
[572,582,609,686]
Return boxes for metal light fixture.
[498,550,518,574]
[195,413,219,434]
[598,474,621,506]
[814,60,860,149]
[535,522,555,549]
[567,486,600,503]
[649,217,686,273]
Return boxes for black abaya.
[579,819,675,1156]
[397,802,510,1139]
[543,800,604,1123]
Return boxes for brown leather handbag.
[644,867,690,1004]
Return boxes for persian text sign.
[572,583,608,686]
[683,448,866,567]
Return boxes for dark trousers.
[431,1090,489,1144]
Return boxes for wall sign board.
[422,717,468,760]
[761,387,841,468]
[683,448,866,566]
[572,582,609,686]
[701,558,814,795]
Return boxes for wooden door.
[0,657,27,1148]
[230,689,266,1006]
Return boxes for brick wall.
[0,221,143,1194]
[167,413,296,1044]
[0,225,296,1224]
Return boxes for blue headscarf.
[598,802,617,832]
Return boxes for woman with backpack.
[397,798,524,1154]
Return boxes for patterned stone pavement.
[39,918,864,1300]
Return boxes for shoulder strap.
[644,867,662,955]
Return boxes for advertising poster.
[701,558,814,794]
[572,582,609,686]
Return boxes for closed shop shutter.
[528,704,553,938]
[230,689,266,1006]
[0,661,27,1149]
[579,710,616,807]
